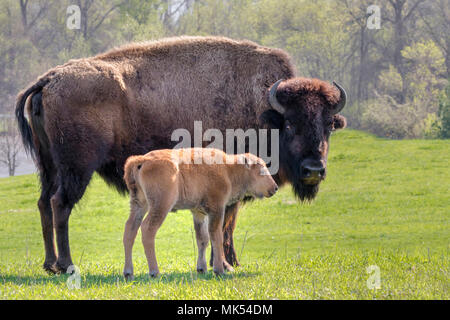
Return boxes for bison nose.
[301,159,326,183]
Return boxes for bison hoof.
[225,254,240,267]
[43,262,58,275]
[54,261,72,274]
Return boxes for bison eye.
[284,121,295,135]
[326,122,334,131]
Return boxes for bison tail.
[15,78,50,160]
[123,156,147,193]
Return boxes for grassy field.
[0,130,448,299]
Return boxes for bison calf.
[122,148,278,278]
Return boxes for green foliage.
[361,94,423,139]
[0,130,448,299]
[437,82,450,138]
[402,41,446,114]
[362,40,448,138]
[377,65,403,100]
[118,0,166,41]
[423,113,442,139]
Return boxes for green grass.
[0,130,448,299]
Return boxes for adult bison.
[15,36,347,273]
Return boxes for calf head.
[260,77,347,201]
[240,153,278,198]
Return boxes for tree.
[0,117,21,176]
[76,0,127,40]
[438,81,450,138]
[340,0,385,126]
[384,0,426,103]
[418,0,450,78]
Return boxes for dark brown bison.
[15,36,347,273]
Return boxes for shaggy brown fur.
[15,36,346,273]
[122,148,277,278]
[274,77,341,108]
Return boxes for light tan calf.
[122,148,278,279]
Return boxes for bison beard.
[293,180,320,202]
[282,154,321,201]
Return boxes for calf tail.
[123,156,147,193]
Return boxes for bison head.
[260,77,347,201]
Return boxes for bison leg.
[210,202,240,267]
[192,210,209,273]
[50,168,94,273]
[123,198,147,281]
[37,173,58,273]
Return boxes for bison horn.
[332,81,347,114]
[268,79,285,114]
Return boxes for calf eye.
[259,165,269,176]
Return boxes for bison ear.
[332,114,347,130]
[259,109,284,129]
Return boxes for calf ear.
[237,154,252,168]
[332,114,347,130]
[244,158,251,169]
[259,109,284,129]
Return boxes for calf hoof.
[124,272,134,282]
[224,262,234,273]
[213,267,225,276]
[197,267,206,274]
[197,260,207,274]
[149,270,159,278]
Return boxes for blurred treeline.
[0,0,449,139]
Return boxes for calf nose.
[268,184,278,197]
[301,159,326,182]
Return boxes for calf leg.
[208,208,234,275]
[123,198,147,281]
[192,211,209,273]
[210,202,240,267]
[141,200,173,278]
